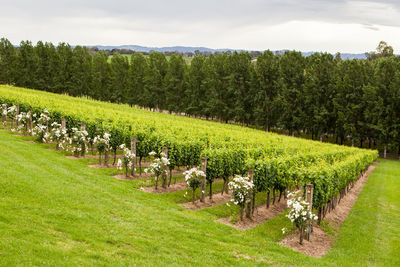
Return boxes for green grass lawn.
[0,130,399,266]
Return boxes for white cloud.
[1,0,400,53]
[225,20,400,53]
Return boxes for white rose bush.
[7,105,17,128]
[284,190,318,245]
[49,122,68,150]
[32,111,51,143]
[16,111,30,134]
[228,175,254,220]
[93,132,111,165]
[184,167,206,204]
[145,151,169,189]
[117,144,136,177]
[65,127,89,157]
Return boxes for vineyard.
[3,84,400,266]
[2,0,400,263]
[0,85,377,218]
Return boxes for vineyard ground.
[280,162,377,257]
[218,200,287,230]
[0,129,399,266]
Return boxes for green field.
[0,129,399,266]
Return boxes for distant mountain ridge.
[93,45,239,53]
[90,45,368,59]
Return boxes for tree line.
[1,38,399,155]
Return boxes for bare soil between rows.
[13,133,28,137]
[280,224,330,258]
[180,192,233,210]
[66,155,85,159]
[66,154,123,159]
[141,177,224,195]
[140,180,188,193]
[279,162,377,258]
[65,154,152,166]
[88,164,118,169]
[218,200,287,230]
[113,173,153,180]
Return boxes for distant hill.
[300,51,367,60]
[94,45,238,53]
[90,45,368,59]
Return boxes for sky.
[1,0,400,53]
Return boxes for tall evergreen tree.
[0,38,18,84]
[91,51,112,101]
[17,40,37,88]
[203,54,232,122]
[333,59,369,145]
[70,46,92,97]
[228,52,253,125]
[363,57,400,157]
[110,53,130,103]
[145,52,168,110]
[55,43,74,94]
[128,52,148,107]
[185,55,206,116]
[165,54,187,113]
[278,51,306,135]
[303,53,336,141]
[34,41,59,91]
[253,50,280,131]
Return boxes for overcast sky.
[1,0,400,53]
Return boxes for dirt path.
[66,154,123,159]
[279,225,330,258]
[113,173,153,180]
[325,162,377,226]
[218,200,287,230]
[279,162,377,258]
[140,180,188,193]
[180,192,232,210]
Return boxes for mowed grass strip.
[324,159,400,266]
[0,130,399,266]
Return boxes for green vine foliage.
[0,86,378,202]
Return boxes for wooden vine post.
[246,169,254,219]
[80,123,86,157]
[162,146,168,157]
[250,169,256,215]
[305,184,314,241]
[24,109,29,133]
[130,137,139,176]
[200,157,207,203]
[61,118,66,131]
[104,130,110,166]
[162,146,168,188]
[97,131,103,165]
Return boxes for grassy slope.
[0,130,399,266]
[324,159,400,266]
